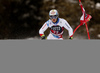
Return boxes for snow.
[96,3,100,9]
[43,0,56,3]
[26,38,35,40]
[25,35,87,40]
[97,34,100,38]
[25,37,40,40]
[22,13,30,18]
[66,0,78,3]
[89,28,95,32]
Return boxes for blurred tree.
[0,0,43,39]
[91,0,100,3]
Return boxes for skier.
[39,9,73,40]
[79,1,92,26]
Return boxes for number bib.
[50,25,63,34]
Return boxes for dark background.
[0,0,100,39]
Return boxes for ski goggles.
[49,15,58,19]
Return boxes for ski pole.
[72,25,81,36]
[85,23,90,39]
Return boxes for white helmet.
[49,9,59,19]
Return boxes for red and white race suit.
[39,18,73,40]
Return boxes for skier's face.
[50,15,58,23]
[51,18,57,23]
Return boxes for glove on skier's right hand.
[41,35,46,40]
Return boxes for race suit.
[39,18,73,40]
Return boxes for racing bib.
[50,25,64,34]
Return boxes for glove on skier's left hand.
[69,37,73,40]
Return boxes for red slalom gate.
[72,0,92,40]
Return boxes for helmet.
[49,9,59,19]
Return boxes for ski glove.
[69,37,73,40]
[41,35,46,40]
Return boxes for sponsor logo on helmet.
[51,10,56,15]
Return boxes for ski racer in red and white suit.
[39,9,73,40]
